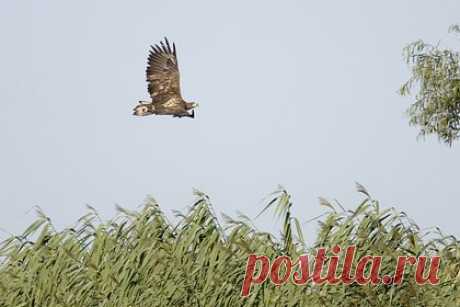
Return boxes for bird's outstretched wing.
[146,38,182,103]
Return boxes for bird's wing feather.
[146,38,182,104]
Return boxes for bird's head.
[133,103,153,116]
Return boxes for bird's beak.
[193,103,200,108]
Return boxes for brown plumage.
[133,37,198,118]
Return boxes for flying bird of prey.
[133,38,198,118]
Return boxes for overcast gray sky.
[1,0,459,241]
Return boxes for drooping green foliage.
[399,24,460,145]
[0,186,459,306]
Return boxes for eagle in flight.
[133,38,198,118]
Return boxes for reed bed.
[0,186,458,306]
